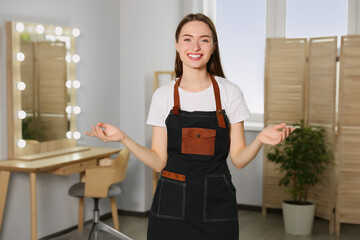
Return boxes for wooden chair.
[68,148,132,240]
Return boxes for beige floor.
[51,209,360,240]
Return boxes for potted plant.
[266,120,333,235]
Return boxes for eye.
[184,38,191,42]
[201,39,210,43]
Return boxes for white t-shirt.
[146,76,250,127]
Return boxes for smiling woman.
[85,12,294,240]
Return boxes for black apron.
[148,74,239,240]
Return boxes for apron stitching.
[203,177,208,222]
[157,179,163,217]
[203,175,238,222]
[182,184,186,220]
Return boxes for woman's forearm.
[121,134,166,172]
[231,135,263,169]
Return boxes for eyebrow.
[181,34,211,38]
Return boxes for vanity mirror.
[6,21,83,160]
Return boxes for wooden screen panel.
[263,38,307,215]
[264,38,307,125]
[306,37,337,226]
[336,36,360,234]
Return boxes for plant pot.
[282,201,316,235]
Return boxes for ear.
[212,43,216,54]
[175,40,179,53]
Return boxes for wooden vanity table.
[0,146,120,240]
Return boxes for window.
[286,0,348,42]
[216,0,267,114]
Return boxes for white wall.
[118,0,182,212]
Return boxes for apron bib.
[148,74,239,240]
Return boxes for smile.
[187,54,203,60]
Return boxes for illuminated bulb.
[66,131,72,139]
[72,80,81,89]
[15,22,25,32]
[55,26,63,35]
[73,131,81,140]
[17,139,26,148]
[65,106,72,114]
[66,80,72,89]
[35,24,45,34]
[72,28,80,37]
[16,52,25,62]
[72,55,80,63]
[73,106,81,114]
[17,110,26,119]
[17,82,26,91]
[65,55,72,63]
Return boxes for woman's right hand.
[84,122,126,143]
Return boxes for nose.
[191,41,200,51]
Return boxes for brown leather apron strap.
[209,74,226,128]
[173,73,226,128]
[172,75,181,115]
[162,170,186,182]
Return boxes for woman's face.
[175,21,215,72]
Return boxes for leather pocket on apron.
[181,128,216,156]
[203,174,238,222]
[151,178,186,220]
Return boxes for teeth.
[189,54,201,58]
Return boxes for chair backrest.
[113,147,130,182]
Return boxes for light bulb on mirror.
[17,110,26,119]
[73,106,81,114]
[72,55,80,63]
[72,80,81,89]
[65,106,72,114]
[17,82,26,91]
[72,28,80,37]
[15,22,25,32]
[66,55,72,63]
[66,80,72,89]
[73,131,81,140]
[66,131,72,139]
[17,139,26,148]
[35,24,45,34]
[55,26,63,35]
[16,52,25,62]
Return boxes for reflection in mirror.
[21,40,68,142]
[6,21,81,159]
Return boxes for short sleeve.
[146,86,171,127]
[227,84,251,124]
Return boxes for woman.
[85,13,294,240]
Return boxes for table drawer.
[50,160,97,176]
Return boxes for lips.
[187,53,203,60]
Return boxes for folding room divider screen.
[263,36,360,235]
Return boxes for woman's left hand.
[257,123,295,146]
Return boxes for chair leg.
[110,197,120,231]
[78,197,84,235]
[89,198,132,240]
[96,221,133,240]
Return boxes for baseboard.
[39,210,148,240]
[40,204,276,239]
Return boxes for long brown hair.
[174,13,225,78]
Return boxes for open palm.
[257,123,295,146]
[85,122,125,143]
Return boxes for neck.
[180,68,211,92]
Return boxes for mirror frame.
[6,21,80,160]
